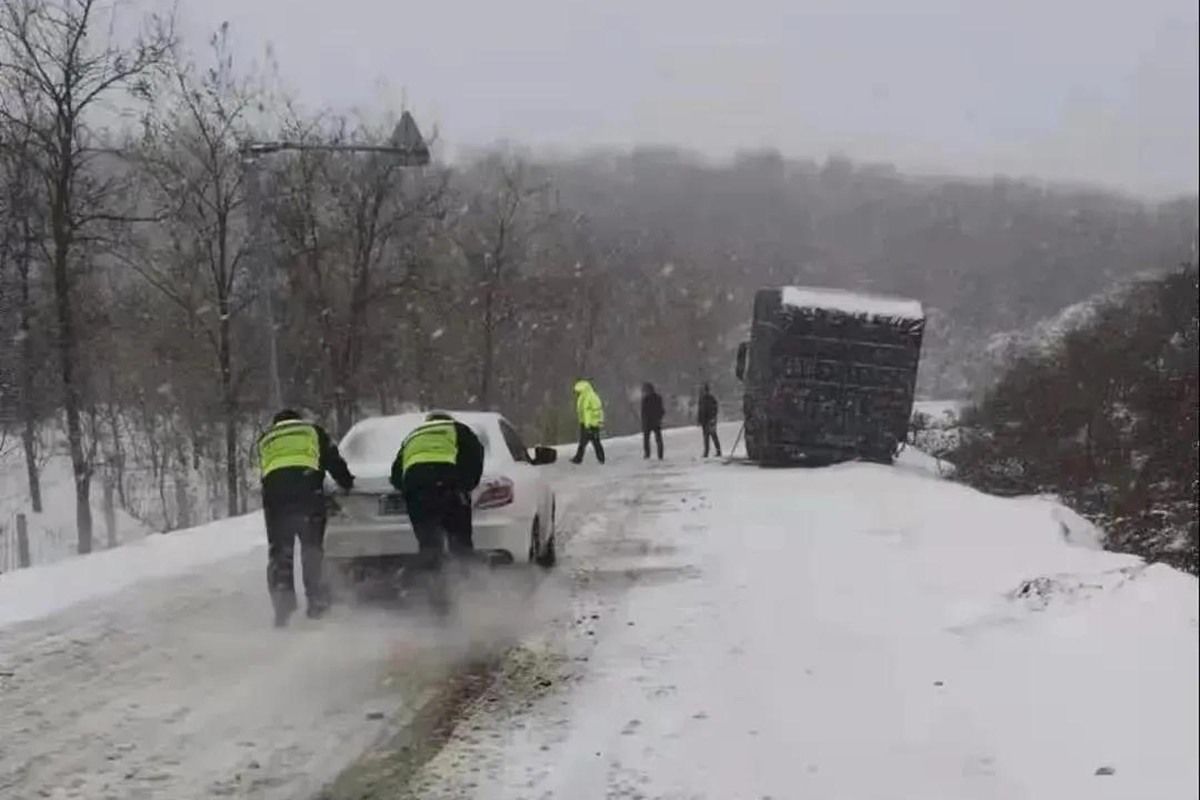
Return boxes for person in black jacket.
[641,382,665,460]
[390,412,485,571]
[698,384,722,458]
[257,409,355,627]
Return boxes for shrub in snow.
[949,264,1198,575]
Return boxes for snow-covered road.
[1,426,1196,800]
[402,432,1198,800]
[0,446,612,800]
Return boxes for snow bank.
[0,514,263,629]
[896,443,955,477]
[782,285,924,320]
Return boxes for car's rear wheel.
[540,506,558,568]
[529,516,557,568]
[537,532,557,568]
[528,517,541,564]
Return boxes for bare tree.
[323,130,448,432]
[453,153,554,408]
[270,111,448,433]
[0,0,173,552]
[129,23,256,516]
[0,84,47,511]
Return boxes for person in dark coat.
[698,384,722,458]
[641,382,665,460]
[257,409,355,627]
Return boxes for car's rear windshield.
[339,419,490,464]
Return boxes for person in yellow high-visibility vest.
[391,412,485,572]
[257,409,354,627]
[570,379,606,464]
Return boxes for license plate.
[378,493,406,516]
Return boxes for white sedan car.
[323,411,559,577]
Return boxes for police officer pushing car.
[257,409,354,627]
[390,412,485,573]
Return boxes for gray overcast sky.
[177,0,1198,198]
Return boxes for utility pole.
[239,111,430,410]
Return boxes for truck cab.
[735,286,925,465]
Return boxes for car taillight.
[475,477,514,510]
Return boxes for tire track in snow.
[0,546,495,799]
[317,454,702,799]
[0,433,707,800]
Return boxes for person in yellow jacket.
[570,379,606,464]
[390,411,485,613]
[390,412,485,568]
[257,409,354,627]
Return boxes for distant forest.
[541,148,1197,403]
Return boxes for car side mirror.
[735,341,748,381]
[530,445,558,465]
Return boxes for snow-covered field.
[1,424,1196,800]
[0,452,153,572]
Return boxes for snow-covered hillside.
[981,270,1167,368]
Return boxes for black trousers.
[264,506,328,612]
[405,483,474,569]
[703,424,722,457]
[643,426,663,459]
[572,426,606,463]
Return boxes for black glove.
[341,475,355,493]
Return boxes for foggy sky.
[179,0,1198,198]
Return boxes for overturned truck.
[735,286,925,465]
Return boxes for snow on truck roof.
[780,286,924,321]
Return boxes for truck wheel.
[758,446,782,467]
[745,432,761,461]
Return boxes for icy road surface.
[1,426,1196,800]
[0,444,597,800]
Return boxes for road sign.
[391,111,430,165]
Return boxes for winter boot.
[272,593,297,628]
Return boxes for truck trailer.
[734,286,925,465]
